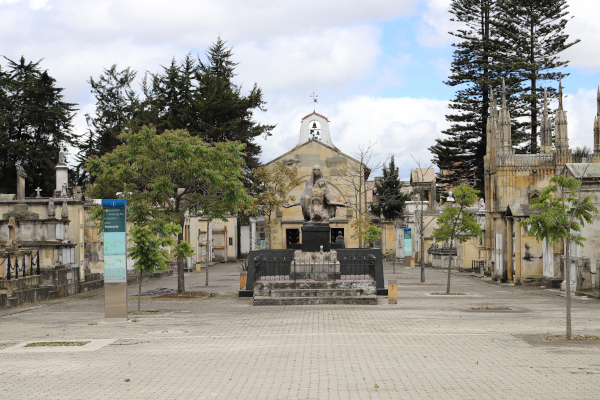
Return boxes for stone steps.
[253,295,378,306]
[271,288,364,298]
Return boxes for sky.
[2,0,600,180]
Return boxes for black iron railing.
[254,254,376,282]
[4,250,40,280]
[471,260,485,274]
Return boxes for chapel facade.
[484,81,600,287]
[264,112,369,249]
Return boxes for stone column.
[17,173,26,201]
[514,218,522,284]
[55,163,68,195]
[506,218,514,283]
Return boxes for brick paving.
[1,262,599,399]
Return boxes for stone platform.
[253,279,377,306]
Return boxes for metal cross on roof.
[310,92,318,112]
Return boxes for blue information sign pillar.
[103,199,127,321]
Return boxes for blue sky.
[2,0,599,180]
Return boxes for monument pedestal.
[290,250,340,280]
[55,163,68,194]
[301,224,330,252]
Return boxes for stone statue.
[61,181,68,198]
[16,165,27,201]
[47,199,56,217]
[283,164,349,223]
[58,148,67,164]
[16,165,27,179]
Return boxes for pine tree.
[76,65,137,186]
[370,156,411,220]
[429,0,528,191]
[0,56,77,195]
[496,0,579,153]
[194,38,274,172]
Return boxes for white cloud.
[546,1,600,71]
[416,0,454,48]
[563,87,598,150]
[235,26,382,94]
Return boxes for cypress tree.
[0,56,77,195]
[496,0,579,153]
[371,156,411,220]
[77,65,137,186]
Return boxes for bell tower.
[297,112,336,148]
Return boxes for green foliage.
[521,175,598,339]
[370,156,411,220]
[76,65,138,187]
[134,38,274,178]
[363,225,381,246]
[433,184,481,294]
[433,185,482,243]
[128,224,179,275]
[350,213,371,244]
[522,176,598,248]
[0,56,77,195]
[86,126,252,292]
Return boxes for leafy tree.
[76,65,138,187]
[86,126,252,293]
[0,56,77,195]
[521,175,598,339]
[251,161,300,249]
[363,225,381,248]
[432,184,481,294]
[496,0,579,152]
[371,156,411,220]
[128,223,180,311]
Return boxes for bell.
[312,122,317,129]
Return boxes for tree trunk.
[138,270,142,311]
[420,207,425,283]
[565,238,572,339]
[177,210,185,294]
[446,236,454,295]
[267,215,272,250]
[358,169,363,249]
[205,219,210,287]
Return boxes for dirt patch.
[26,341,90,347]
[128,309,170,315]
[153,291,216,299]
[520,334,600,347]
[402,283,444,286]
[431,292,465,295]
[471,306,512,311]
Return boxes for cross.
[310,92,318,112]
[35,187,42,197]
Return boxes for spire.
[543,88,548,118]
[597,86,600,115]
[558,79,563,110]
[501,78,507,109]
[540,88,552,154]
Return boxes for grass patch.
[26,341,90,347]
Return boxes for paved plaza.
[1,262,599,399]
